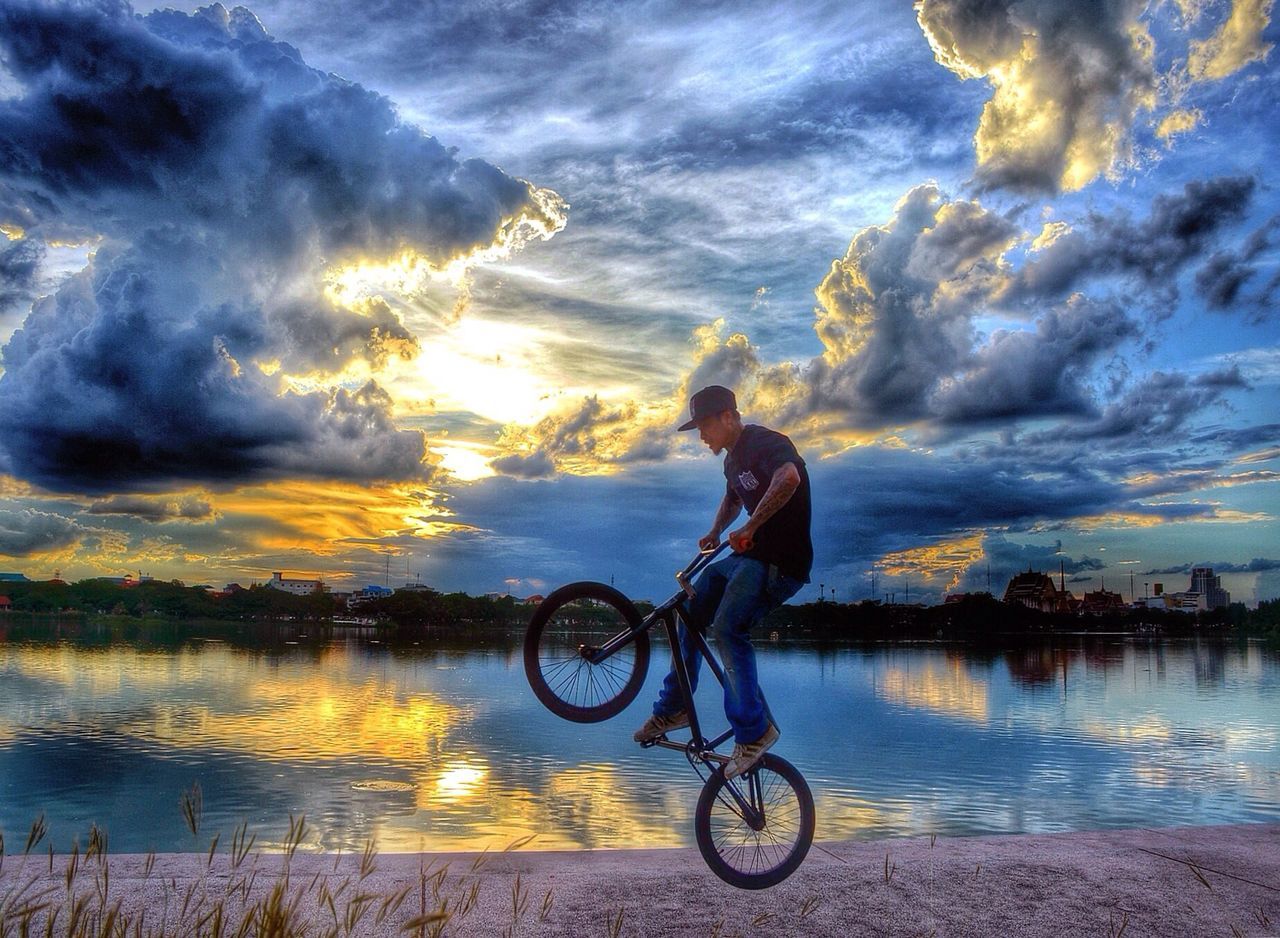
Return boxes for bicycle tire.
[523,581,650,723]
[694,753,815,889]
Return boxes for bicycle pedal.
[638,736,664,748]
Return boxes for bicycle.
[523,544,815,889]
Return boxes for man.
[634,385,812,779]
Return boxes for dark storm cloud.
[0,506,84,556]
[0,237,42,311]
[932,296,1136,424]
[1194,215,1279,316]
[86,493,215,522]
[812,449,1123,569]
[1145,559,1280,576]
[1021,367,1248,447]
[976,536,1106,580]
[1002,176,1257,307]
[0,1,564,492]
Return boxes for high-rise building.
[1188,567,1230,610]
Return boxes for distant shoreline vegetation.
[0,579,1276,645]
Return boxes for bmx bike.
[523,544,815,889]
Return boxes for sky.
[0,0,1277,606]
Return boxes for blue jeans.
[653,554,803,743]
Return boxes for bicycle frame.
[588,544,771,827]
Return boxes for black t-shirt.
[723,425,813,582]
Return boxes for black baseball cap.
[678,385,737,431]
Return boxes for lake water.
[1,626,1277,855]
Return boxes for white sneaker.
[724,723,779,779]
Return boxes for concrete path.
[1,824,1276,935]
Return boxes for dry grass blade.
[24,814,47,855]
[1186,861,1212,891]
[231,822,255,870]
[539,887,553,923]
[799,894,820,919]
[401,911,449,932]
[359,840,378,880]
[207,832,221,868]
[86,823,108,862]
[883,852,896,883]
[606,906,625,938]
[375,883,414,926]
[470,847,490,872]
[284,814,308,861]
[510,872,528,922]
[63,843,79,892]
[1108,909,1130,938]
[503,833,537,852]
[180,783,202,839]
[751,911,773,926]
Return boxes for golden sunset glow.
[878,658,990,723]
[1157,108,1203,143]
[877,534,986,592]
[217,480,457,559]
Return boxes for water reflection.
[0,631,1277,854]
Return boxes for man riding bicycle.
[634,385,813,779]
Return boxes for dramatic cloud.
[1023,367,1248,446]
[0,1,565,492]
[932,296,1136,424]
[491,395,672,479]
[1194,216,1278,315]
[1187,0,1275,80]
[915,0,1274,194]
[0,236,41,312]
[0,507,84,557]
[1145,558,1280,575]
[86,494,215,523]
[1000,176,1257,307]
[915,0,1157,192]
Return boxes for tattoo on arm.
[711,492,743,537]
[747,463,800,529]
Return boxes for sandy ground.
[1,823,1277,936]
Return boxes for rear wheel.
[523,582,650,723]
[694,753,815,889]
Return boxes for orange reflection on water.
[878,658,990,723]
[9,644,465,764]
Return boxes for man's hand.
[727,526,755,552]
[698,532,721,552]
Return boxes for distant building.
[1189,567,1230,610]
[348,584,393,606]
[1167,591,1208,612]
[1080,589,1125,615]
[268,572,326,595]
[523,594,546,605]
[1003,569,1075,613]
[0,573,30,583]
[0,595,12,612]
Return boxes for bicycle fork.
[642,611,769,829]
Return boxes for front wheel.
[523,582,650,723]
[694,753,815,889]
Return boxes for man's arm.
[700,490,743,551]
[728,462,800,549]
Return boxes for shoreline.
[2,823,1276,935]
